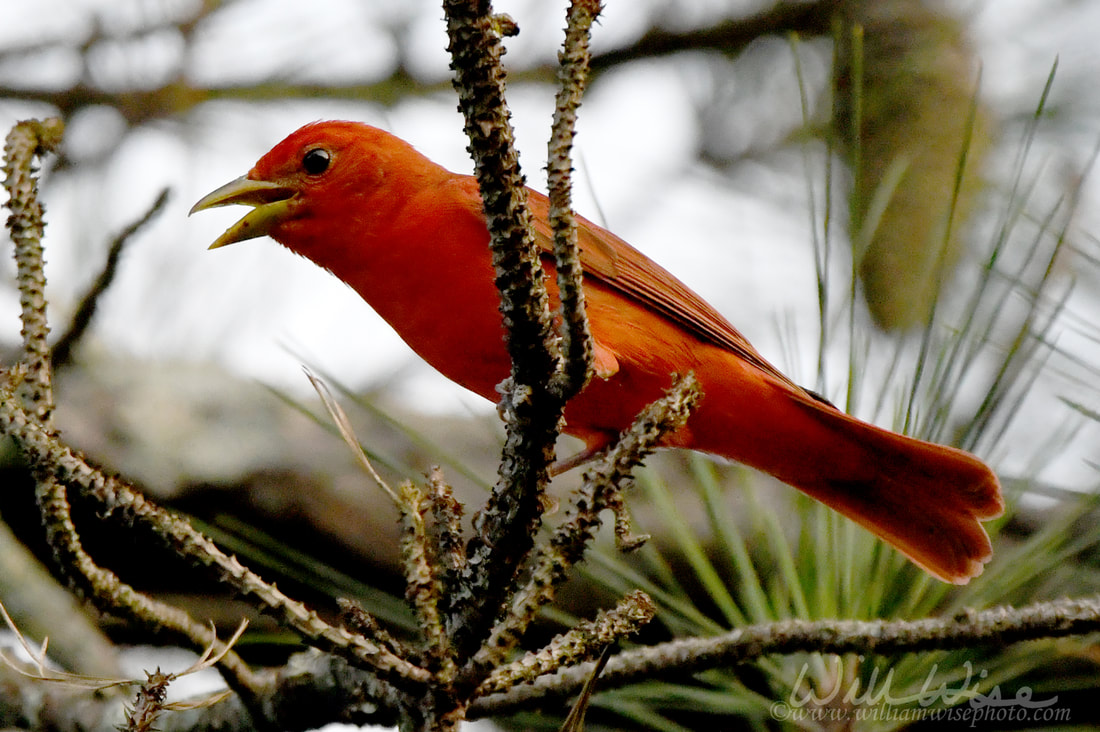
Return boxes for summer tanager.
[191,121,1003,583]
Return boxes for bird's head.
[190,121,425,252]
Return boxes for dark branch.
[547,0,600,400]
[441,0,562,672]
[51,188,170,370]
[472,593,1100,716]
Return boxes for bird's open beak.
[189,177,296,249]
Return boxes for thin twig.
[0,596,244,710]
[476,590,654,697]
[471,594,1100,715]
[399,479,455,680]
[547,0,601,400]
[338,598,411,663]
[427,467,466,573]
[305,368,399,504]
[51,188,171,370]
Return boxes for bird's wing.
[524,191,802,390]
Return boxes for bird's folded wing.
[525,191,800,391]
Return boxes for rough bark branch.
[472,593,1100,715]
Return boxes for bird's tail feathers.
[777,397,1003,584]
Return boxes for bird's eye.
[302,148,331,176]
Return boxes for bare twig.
[427,467,466,574]
[0,517,121,678]
[1,140,115,686]
[0,597,239,715]
[51,188,171,370]
[559,644,612,732]
[22,426,264,704]
[306,368,399,504]
[4,118,63,425]
[472,594,1100,715]
[17,581,1091,732]
[476,590,654,697]
[547,0,601,400]
[399,479,455,680]
[338,598,410,663]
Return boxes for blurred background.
[2,0,1099,479]
[0,0,1096,461]
[3,0,1100,726]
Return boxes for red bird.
[191,121,1003,583]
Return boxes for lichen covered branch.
[442,0,563,666]
[547,0,601,399]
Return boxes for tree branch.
[472,594,1100,715]
[470,374,699,676]
[51,188,170,370]
[441,0,562,670]
[547,0,600,400]
[4,118,63,425]
[3,119,268,720]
